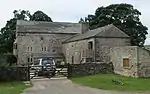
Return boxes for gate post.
[67,63,71,78]
[27,64,30,81]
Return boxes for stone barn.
[110,46,150,77]
[63,24,130,64]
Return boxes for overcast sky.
[0,0,149,44]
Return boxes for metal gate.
[55,65,68,77]
[29,64,68,79]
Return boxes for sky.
[0,0,150,44]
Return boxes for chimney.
[81,22,89,34]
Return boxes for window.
[44,47,47,51]
[72,56,74,64]
[40,37,44,41]
[88,41,93,49]
[31,58,33,62]
[28,47,32,51]
[123,58,129,68]
[52,49,56,52]
[31,47,32,51]
[27,58,30,62]
[42,47,44,51]
[27,57,33,63]
[28,47,30,51]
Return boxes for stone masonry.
[14,20,150,77]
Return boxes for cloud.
[0,0,149,44]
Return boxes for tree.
[30,11,52,22]
[87,3,148,46]
[0,10,31,54]
[78,17,88,23]
[0,10,31,65]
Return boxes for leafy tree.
[0,10,31,54]
[13,10,31,20]
[0,10,31,65]
[87,3,148,46]
[79,18,84,23]
[78,17,88,23]
[30,11,52,22]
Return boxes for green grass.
[70,74,150,91]
[0,81,31,94]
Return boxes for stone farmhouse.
[13,20,150,77]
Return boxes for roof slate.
[17,20,82,34]
[64,24,129,43]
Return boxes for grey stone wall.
[110,46,138,77]
[14,20,90,65]
[95,38,130,63]
[110,46,150,77]
[63,38,95,64]
[0,66,29,81]
[15,33,74,64]
[68,63,113,77]
[64,37,130,64]
[137,47,150,77]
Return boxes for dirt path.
[21,77,149,94]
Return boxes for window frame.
[88,41,93,50]
[123,58,130,68]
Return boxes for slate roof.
[64,24,130,43]
[17,20,82,34]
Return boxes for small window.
[27,58,30,62]
[52,49,56,52]
[88,41,93,49]
[123,58,129,68]
[72,56,74,64]
[44,47,47,51]
[28,47,30,51]
[42,47,44,51]
[40,37,44,41]
[31,58,33,62]
[31,47,32,51]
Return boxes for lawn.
[0,81,31,94]
[70,74,150,91]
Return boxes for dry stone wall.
[68,63,114,77]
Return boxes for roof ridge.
[17,20,79,25]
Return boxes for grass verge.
[0,81,32,94]
[70,74,150,91]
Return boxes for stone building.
[110,46,150,77]
[63,24,130,64]
[14,20,130,65]
[13,20,150,77]
[13,20,89,65]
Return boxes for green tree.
[0,10,31,54]
[0,10,31,65]
[30,11,52,22]
[87,3,148,46]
